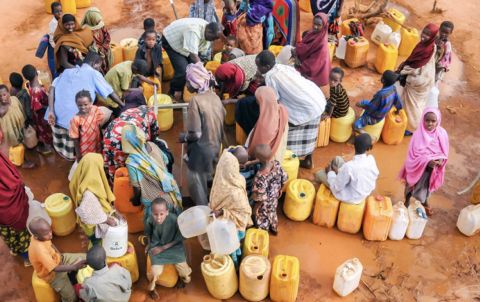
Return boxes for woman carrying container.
[215,55,259,98]
[400,108,449,217]
[81,7,112,74]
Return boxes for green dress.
[145,214,186,265]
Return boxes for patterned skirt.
[287,117,320,157]
[52,125,76,161]
[0,226,30,255]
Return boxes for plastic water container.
[177,205,211,238]
[111,43,124,66]
[44,0,56,14]
[457,204,480,236]
[183,86,195,103]
[147,94,174,131]
[236,123,247,145]
[406,200,428,239]
[330,107,355,143]
[198,233,211,250]
[120,38,138,61]
[201,254,238,299]
[32,271,60,302]
[371,22,392,45]
[124,209,144,234]
[340,18,359,36]
[102,218,128,258]
[328,42,336,62]
[283,179,316,221]
[60,0,76,15]
[113,168,141,214]
[270,255,300,302]
[399,27,420,57]
[345,37,369,68]
[383,8,406,32]
[38,70,52,90]
[76,265,93,284]
[333,258,363,297]
[335,36,347,60]
[313,184,340,228]
[298,0,312,13]
[363,196,393,241]
[162,51,174,81]
[44,193,77,236]
[225,94,236,126]
[277,45,294,65]
[142,77,162,101]
[27,199,52,234]
[281,150,300,190]
[337,199,366,234]
[362,117,386,143]
[243,228,269,257]
[387,31,402,48]
[206,217,240,255]
[146,256,179,287]
[382,109,407,145]
[213,52,222,63]
[205,61,221,74]
[317,118,331,147]
[375,43,398,74]
[389,201,409,240]
[427,86,440,108]
[240,255,271,302]
[107,242,139,282]
[8,144,25,166]
[268,45,284,57]
[76,0,91,8]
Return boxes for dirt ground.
[0,0,479,301]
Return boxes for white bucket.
[102,218,128,258]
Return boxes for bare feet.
[174,91,182,103]
[21,161,35,169]
[300,154,313,169]
[148,290,159,300]
[36,144,53,155]
[175,279,186,289]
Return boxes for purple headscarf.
[186,62,214,93]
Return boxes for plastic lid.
[242,255,269,275]
[45,193,72,213]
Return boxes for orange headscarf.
[247,87,288,158]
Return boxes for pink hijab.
[400,108,449,192]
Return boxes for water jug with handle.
[206,216,240,255]
[337,199,366,234]
[243,228,269,257]
[313,184,340,228]
[9,144,25,166]
[335,36,347,60]
[399,27,420,57]
[240,255,271,302]
[60,0,76,15]
[162,51,174,81]
[281,150,300,191]
[147,94,174,131]
[381,109,407,145]
[120,38,138,61]
[333,258,363,297]
[283,179,316,221]
[106,242,139,282]
[146,256,179,287]
[44,193,77,236]
[375,43,398,74]
[102,217,128,258]
[387,31,402,48]
[198,233,211,250]
[363,195,393,241]
[113,168,141,214]
[330,107,355,143]
[201,254,238,299]
[270,255,300,302]
[456,204,480,236]
[177,205,211,238]
[406,200,428,239]
[371,22,392,45]
[389,201,409,240]
[32,271,60,302]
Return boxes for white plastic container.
[277,45,294,65]
[198,233,211,251]
[178,205,211,238]
[387,31,401,48]
[206,217,240,256]
[335,36,347,60]
[102,218,128,258]
[389,202,409,240]
[457,204,480,236]
[427,86,439,108]
[333,258,363,297]
[26,187,52,233]
[406,200,428,239]
[371,22,392,45]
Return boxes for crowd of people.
[0,1,454,301]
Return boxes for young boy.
[221,35,244,63]
[105,59,153,100]
[230,146,260,205]
[79,245,132,302]
[323,67,350,119]
[138,18,162,47]
[222,0,238,37]
[315,133,379,204]
[28,217,86,302]
[145,198,191,299]
[252,144,288,235]
[354,70,402,133]
[435,21,454,83]
[134,30,163,80]
[9,72,31,125]
[35,2,62,78]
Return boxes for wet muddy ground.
[0,0,479,301]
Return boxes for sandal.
[138,235,148,246]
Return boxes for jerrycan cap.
[374,195,384,201]
[299,192,306,198]
[63,196,69,201]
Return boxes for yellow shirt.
[28,238,61,282]
[103,61,134,108]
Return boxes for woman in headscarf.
[292,13,331,87]
[310,0,344,36]
[215,55,259,98]
[81,7,112,74]
[400,108,449,216]
[236,0,274,54]
[210,150,253,266]
[189,0,219,23]
[182,62,225,206]
[69,153,118,246]
[122,125,182,218]
[54,14,94,73]
[246,87,289,161]
[397,24,439,134]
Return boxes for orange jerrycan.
[235,123,247,145]
[142,77,162,101]
[110,43,124,66]
[61,0,76,15]
[201,254,238,299]
[341,18,359,36]
[107,242,139,282]
[337,199,366,234]
[268,45,284,57]
[147,94,174,131]
[76,0,92,8]
[8,144,25,166]
[345,37,369,68]
[240,255,271,301]
[162,50,174,81]
[363,195,393,241]
[120,38,138,61]
[382,109,407,145]
[317,118,331,147]
[281,150,300,190]
[113,168,141,214]
[399,27,420,57]
[146,256,179,287]
[45,0,56,14]
[270,255,300,302]
[330,107,355,143]
[44,193,77,236]
[125,209,145,233]
[243,228,269,257]
[375,43,398,74]
[224,93,236,126]
[32,271,60,302]
[313,184,340,228]
[284,179,316,221]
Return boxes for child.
[28,217,86,302]
[222,0,238,37]
[105,59,154,102]
[9,72,31,125]
[354,70,402,133]
[145,198,191,299]
[21,64,53,154]
[138,18,162,47]
[221,35,244,63]
[79,245,132,302]
[35,2,62,78]
[230,146,260,205]
[189,0,219,23]
[435,21,454,83]
[323,67,350,119]
[69,90,105,161]
[315,134,379,204]
[252,144,288,235]
[134,30,163,81]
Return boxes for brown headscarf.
[247,87,288,158]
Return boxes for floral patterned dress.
[28,85,53,145]
[252,160,288,232]
[102,106,160,180]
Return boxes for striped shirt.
[163,18,210,57]
[328,84,350,118]
[360,85,402,120]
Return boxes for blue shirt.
[360,85,402,120]
[46,64,113,129]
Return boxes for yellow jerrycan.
[148,94,174,131]
[76,0,92,8]
[45,0,56,14]
[162,51,174,81]
[313,184,340,228]
[8,144,25,166]
[317,118,331,147]
[76,265,94,284]
[337,199,366,234]
[142,77,162,101]
[341,18,358,36]
[330,107,355,143]
[44,193,77,236]
[382,109,407,145]
[236,123,247,145]
[205,61,221,74]
[345,37,370,68]
[243,228,269,257]
[201,254,238,299]
[224,93,236,126]
[183,86,195,103]
[328,42,336,62]
[363,195,393,241]
[362,117,385,143]
[399,27,420,57]
[240,255,271,301]
[383,8,406,32]
[268,45,284,57]
[146,256,179,287]
[120,38,138,62]
[270,255,300,302]
[375,43,398,74]
[284,179,316,221]
[213,52,222,63]
[106,242,139,283]
[32,271,60,302]
[61,0,76,15]
[110,43,124,67]
[281,150,300,190]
